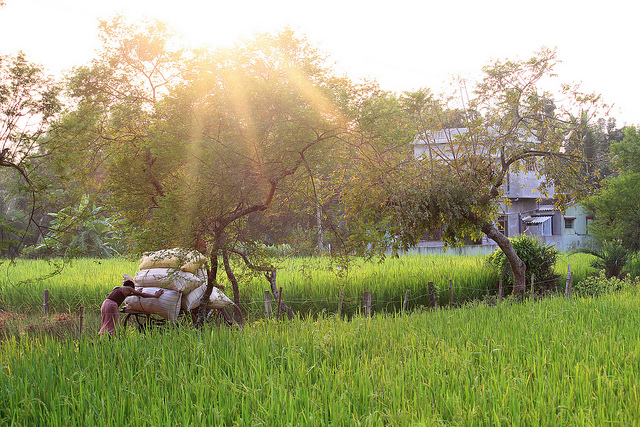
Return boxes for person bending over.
[99,279,163,335]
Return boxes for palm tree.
[576,240,631,279]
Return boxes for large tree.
[341,49,606,294]
[0,52,61,255]
[60,20,360,324]
[585,126,640,252]
[141,31,358,324]
[45,16,190,256]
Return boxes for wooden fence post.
[566,270,574,300]
[449,280,454,308]
[264,290,272,318]
[565,265,572,299]
[530,273,535,299]
[402,289,410,313]
[43,289,49,316]
[428,282,437,309]
[498,280,503,303]
[78,306,84,336]
[337,290,344,318]
[276,287,283,319]
[569,271,574,297]
[363,291,372,317]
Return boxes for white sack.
[194,268,207,284]
[138,255,180,271]
[139,248,207,273]
[124,287,182,322]
[181,284,233,312]
[180,253,207,274]
[133,268,202,294]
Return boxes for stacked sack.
[124,248,233,322]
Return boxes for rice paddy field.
[1,284,639,425]
[2,254,637,425]
[0,253,596,318]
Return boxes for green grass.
[1,287,638,425]
[0,258,139,314]
[234,254,502,317]
[0,254,597,318]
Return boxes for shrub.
[487,234,560,291]
[575,270,640,297]
[23,196,125,259]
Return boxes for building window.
[498,216,507,237]
[564,218,575,229]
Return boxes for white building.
[410,128,593,254]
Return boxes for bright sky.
[1,0,638,124]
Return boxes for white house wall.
[410,128,592,253]
[505,171,555,198]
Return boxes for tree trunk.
[266,269,295,319]
[480,221,527,295]
[316,204,325,253]
[222,249,243,324]
[194,249,220,328]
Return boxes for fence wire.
[2,274,576,331]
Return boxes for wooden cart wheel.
[123,312,149,332]
[136,313,152,332]
[122,311,168,332]
[122,312,133,329]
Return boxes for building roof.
[522,216,553,224]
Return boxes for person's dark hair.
[123,280,135,288]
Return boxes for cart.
[120,304,243,332]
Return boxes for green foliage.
[610,126,640,174]
[0,199,35,257]
[585,126,640,253]
[26,195,124,258]
[587,172,640,252]
[136,29,356,252]
[487,234,559,289]
[0,53,61,161]
[340,49,606,293]
[0,53,62,256]
[60,19,361,276]
[574,270,639,297]
[2,289,640,425]
[574,240,631,278]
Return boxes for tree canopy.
[340,48,607,293]
[585,126,640,252]
[3,16,622,304]
[0,52,62,255]
[53,19,368,324]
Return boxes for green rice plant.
[556,252,599,286]
[2,253,596,318]
[0,258,139,313]
[1,288,639,425]
[234,254,499,318]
